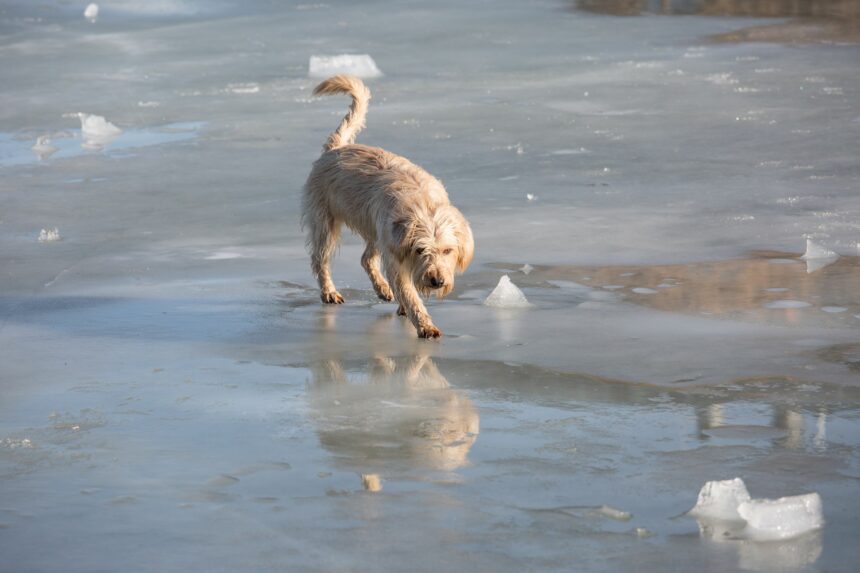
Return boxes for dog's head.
[391,205,474,298]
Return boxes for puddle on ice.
[489,250,860,328]
[0,121,204,168]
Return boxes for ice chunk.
[802,238,838,258]
[484,275,531,308]
[84,3,99,23]
[77,113,122,150]
[519,264,533,275]
[594,505,632,521]
[309,54,382,78]
[38,228,61,243]
[688,478,751,520]
[737,493,823,541]
[32,135,57,160]
[632,287,657,294]
[526,193,537,201]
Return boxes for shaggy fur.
[302,75,474,339]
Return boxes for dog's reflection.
[308,353,480,479]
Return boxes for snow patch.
[519,264,533,275]
[77,113,122,150]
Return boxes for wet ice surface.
[2,1,860,571]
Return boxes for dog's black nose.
[430,276,445,288]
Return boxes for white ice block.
[84,3,99,22]
[737,493,823,541]
[309,54,382,78]
[688,478,751,520]
[801,238,837,260]
[483,275,531,308]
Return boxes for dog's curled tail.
[313,75,371,151]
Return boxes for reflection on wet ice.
[308,351,480,477]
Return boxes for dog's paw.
[321,291,345,304]
[377,285,394,302]
[396,305,407,316]
[418,325,442,339]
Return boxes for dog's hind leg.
[308,213,344,304]
[361,244,394,301]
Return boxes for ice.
[526,193,537,201]
[77,113,122,150]
[688,478,751,520]
[737,493,824,541]
[631,287,657,294]
[31,135,57,160]
[764,300,811,309]
[801,239,838,259]
[594,505,632,521]
[308,54,382,79]
[84,3,99,23]
[821,306,846,313]
[38,228,61,243]
[519,264,534,275]
[484,275,531,308]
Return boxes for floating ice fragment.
[594,505,632,521]
[84,3,99,23]
[38,228,61,243]
[227,83,260,94]
[737,493,823,541]
[309,54,382,78]
[631,287,657,294]
[765,300,811,309]
[801,238,837,260]
[688,477,751,520]
[137,100,160,108]
[765,287,788,292]
[526,193,537,201]
[484,275,531,308]
[520,264,533,275]
[32,135,57,160]
[77,113,122,150]
[820,306,846,313]
[361,474,382,492]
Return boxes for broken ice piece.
[737,493,823,541]
[84,3,99,23]
[526,193,537,201]
[801,238,837,260]
[38,228,61,243]
[309,54,382,78]
[483,275,531,308]
[32,136,57,160]
[520,264,534,275]
[688,478,751,520]
[77,113,121,150]
[594,505,632,521]
[361,474,382,492]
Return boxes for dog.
[302,75,474,339]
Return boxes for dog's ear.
[390,218,414,260]
[451,208,474,273]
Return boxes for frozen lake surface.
[1,1,859,571]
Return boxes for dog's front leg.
[386,264,441,339]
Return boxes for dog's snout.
[430,276,445,288]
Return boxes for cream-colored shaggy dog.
[303,75,474,339]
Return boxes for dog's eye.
[442,248,453,255]
[415,247,425,255]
